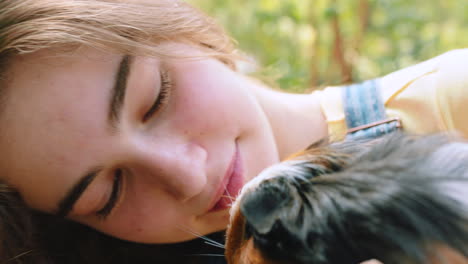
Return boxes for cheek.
[169,60,280,184]
[170,69,253,136]
[174,73,279,177]
[86,190,185,243]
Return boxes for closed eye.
[142,67,172,122]
[96,169,123,219]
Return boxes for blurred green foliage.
[186,0,468,92]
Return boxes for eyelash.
[96,169,123,219]
[142,68,172,122]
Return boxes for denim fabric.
[343,79,400,140]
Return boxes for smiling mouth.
[208,143,244,213]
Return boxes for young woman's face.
[0,45,280,243]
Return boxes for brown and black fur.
[226,133,468,264]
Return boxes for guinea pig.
[225,133,468,264]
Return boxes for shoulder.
[432,49,468,133]
[380,49,468,135]
[381,49,468,102]
[432,49,468,89]
[436,48,468,66]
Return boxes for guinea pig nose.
[240,177,302,235]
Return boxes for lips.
[208,143,244,212]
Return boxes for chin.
[226,133,468,264]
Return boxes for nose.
[133,139,208,202]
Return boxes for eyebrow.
[56,168,100,217]
[108,55,133,128]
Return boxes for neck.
[251,81,328,160]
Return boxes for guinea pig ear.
[240,177,302,235]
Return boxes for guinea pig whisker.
[176,224,226,249]
[224,187,237,205]
[187,254,226,257]
[204,242,226,249]
[225,189,232,201]
[7,250,34,262]
[221,194,236,200]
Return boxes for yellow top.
[316,49,468,141]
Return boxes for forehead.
[3,48,120,110]
[0,47,120,210]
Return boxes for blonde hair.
[0,0,237,67]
